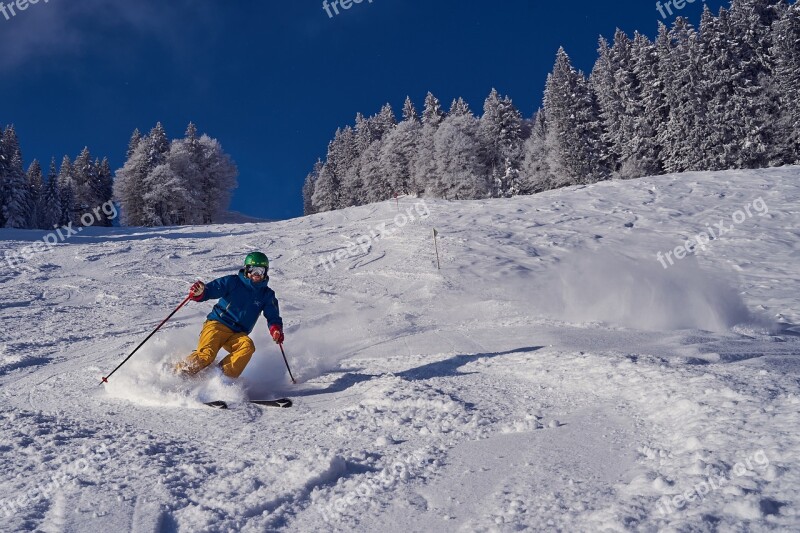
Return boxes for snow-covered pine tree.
[0,127,6,227]
[26,160,43,229]
[430,97,474,197]
[353,113,372,154]
[697,6,740,171]
[520,110,555,194]
[361,139,389,204]
[165,123,204,224]
[771,1,800,163]
[113,146,146,226]
[373,104,397,137]
[127,129,142,159]
[629,31,666,177]
[8,151,29,229]
[427,99,469,196]
[410,92,445,196]
[422,92,445,125]
[72,147,96,221]
[340,106,395,207]
[0,131,6,227]
[591,30,653,180]
[1,126,31,228]
[449,97,471,118]
[302,159,323,215]
[360,105,397,206]
[717,0,783,168]
[614,29,660,180]
[379,96,421,197]
[57,156,76,226]
[321,126,357,209]
[114,123,171,226]
[193,134,238,224]
[39,158,62,229]
[590,37,624,173]
[148,123,170,163]
[339,116,371,208]
[479,88,524,197]
[310,158,339,213]
[92,158,114,226]
[543,48,610,186]
[402,95,419,123]
[141,158,187,226]
[184,122,200,150]
[112,128,146,225]
[656,19,710,173]
[730,0,784,50]
[138,124,170,223]
[433,101,490,200]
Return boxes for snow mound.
[543,251,760,332]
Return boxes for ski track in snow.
[1,167,799,531]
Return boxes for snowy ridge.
[1,167,799,531]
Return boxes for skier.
[175,252,284,378]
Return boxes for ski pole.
[101,295,192,384]
[278,343,297,384]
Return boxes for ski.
[203,398,292,409]
[250,398,292,408]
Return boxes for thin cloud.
[0,0,213,71]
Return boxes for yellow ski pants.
[178,320,256,378]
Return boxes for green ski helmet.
[244,251,269,269]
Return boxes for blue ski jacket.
[198,270,282,335]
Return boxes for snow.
[1,166,799,531]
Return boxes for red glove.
[270,324,284,344]
[189,281,205,302]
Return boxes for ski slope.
[1,167,799,532]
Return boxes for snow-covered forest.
[0,122,238,230]
[0,125,113,230]
[303,0,800,214]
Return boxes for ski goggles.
[246,266,267,277]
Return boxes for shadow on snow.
[293,346,544,398]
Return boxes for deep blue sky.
[0,0,729,220]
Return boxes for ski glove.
[270,324,284,344]
[189,281,205,302]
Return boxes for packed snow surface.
[1,167,799,532]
